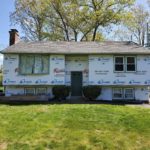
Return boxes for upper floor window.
[114,56,136,72]
[19,55,49,75]
[126,57,136,72]
[114,56,124,72]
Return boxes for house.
[1,29,150,102]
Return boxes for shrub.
[52,86,70,100]
[83,86,101,100]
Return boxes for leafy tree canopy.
[11,0,135,41]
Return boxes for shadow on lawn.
[0,99,146,106]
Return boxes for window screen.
[115,57,124,71]
[25,88,35,96]
[113,88,123,99]
[20,55,49,74]
[126,57,136,71]
[124,88,134,99]
[36,88,47,96]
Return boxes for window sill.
[113,97,123,99]
[126,71,136,73]
[114,71,125,73]
[19,73,49,76]
[114,71,137,73]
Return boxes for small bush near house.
[83,86,101,100]
[52,86,70,100]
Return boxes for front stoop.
[68,96,86,103]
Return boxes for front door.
[71,72,82,96]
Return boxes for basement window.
[25,88,35,96]
[124,88,134,99]
[114,56,124,72]
[126,57,136,72]
[36,88,47,96]
[113,88,123,99]
[19,55,49,75]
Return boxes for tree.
[112,25,131,41]
[114,4,149,45]
[10,0,49,41]
[147,0,150,7]
[126,4,149,46]
[51,0,135,41]
[11,0,135,41]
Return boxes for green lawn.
[0,86,4,91]
[0,104,149,150]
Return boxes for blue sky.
[0,0,148,50]
[0,0,15,49]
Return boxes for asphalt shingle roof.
[1,41,150,54]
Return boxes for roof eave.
[2,52,150,55]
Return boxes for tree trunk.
[141,29,145,46]
[92,25,99,41]
[52,4,70,41]
[74,30,78,41]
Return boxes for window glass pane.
[27,55,34,74]
[20,55,49,74]
[42,56,49,74]
[34,55,42,74]
[115,65,124,71]
[20,55,34,74]
[125,89,134,99]
[36,88,47,95]
[127,65,135,71]
[127,57,135,63]
[115,57,124,71]
[113,88,123,98]
[25,88,35,96]
[115,57,123,63]
[20,55,27,74]
[126,57,135,71]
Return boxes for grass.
[0,104,149,150]
[0,73,3,91]
[0,86,4,91]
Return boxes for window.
[124,88,134,99]
[20,55,49,74]
[113,88,123,99]
[36,88,47,96]
[25,88,35,96]
[126,57,136,72]
[114,56,136,72]
[114,57,124,72]
[113,88,135,99]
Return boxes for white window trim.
[114,56,125,72]
[125,56,136,72]
[25,88,35,96]
[124,88,134,99]
[113,88,123,99]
